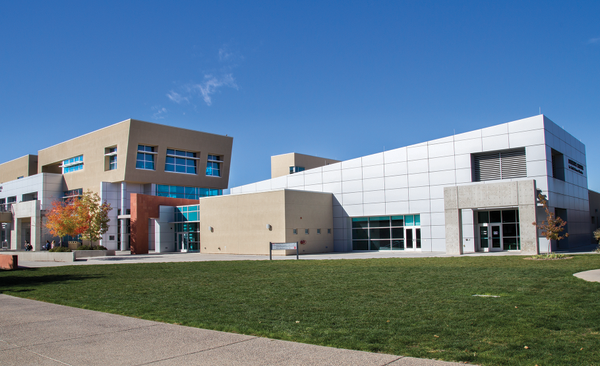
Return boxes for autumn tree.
[77,191,112,247]
[45,191,112,248]
[45,198,87,242]
[532,193,569,254]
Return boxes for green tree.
[533,193,569,254]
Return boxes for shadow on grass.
[0,270,105,293]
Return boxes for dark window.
[551,149,565,181]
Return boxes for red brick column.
[130,194,199,254]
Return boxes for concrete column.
[120,181,127,251]
[444,187,463,255]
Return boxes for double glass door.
[479,225,502,252]
[405,228,421,250]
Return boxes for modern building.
[232,115,593,255]
[0,119,233,252]
[1,114,595,256]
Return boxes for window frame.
[136,145,157,171]
[165,148,199,175]
[206,154,223,177]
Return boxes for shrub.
[76,244,107,251]
[49,246,72,252]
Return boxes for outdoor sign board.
[269,242,299,260]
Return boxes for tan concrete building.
[0,119,233,251]
[271,152,339,178]
[198,190,333,255]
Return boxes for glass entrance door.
[479,224,502,252]
[405,228,421,251]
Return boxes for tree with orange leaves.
[532,193,569,254]
[45,191,112,247]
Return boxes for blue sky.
[1,1,599,191]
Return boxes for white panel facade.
[231,115,591,253]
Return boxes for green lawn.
[2,255,600,365]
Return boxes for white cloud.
[166,91,189,104]
[219,47,233,61]
[588,37,600,44]
[193,74,238,106]
[166,46,241,106]
[152,106,167,119]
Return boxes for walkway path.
[0,295,469,366]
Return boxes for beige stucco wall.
[37,121,131,193]
[0,155,38,183]
[36,119,233,194]
[199,190,333,255]
[271,153,340,178]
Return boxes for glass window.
[62,155,83,174]
[502,210,516,223]
[352,217,368,229]
[156,185,222,199]
[289,166,305,174]
[477,211,489,224]
[352,241,369,250]
[352,214,419,251]
[317,229,321,234]
[327,229,331,234]
[490,211,502,223]
[293,229,298,235]
[136,145,156,170]
[391,216,404,226]
[369,217,390,227]
[166,149,197,174]
[369,228,390,239]
[206,155,222,177]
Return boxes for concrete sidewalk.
[574,269,600,283]
[0,295,469,366]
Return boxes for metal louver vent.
[472,148,526,182]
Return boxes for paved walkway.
[0,295,469,366]
[16,245,600,268]
[574,269,600,283]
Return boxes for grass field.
[2,255,600,365]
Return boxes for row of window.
[137,145,222,177]
[156,185,222,200]
[292,228,331,234]
[62,146,223,177]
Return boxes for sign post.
[269,242,299,260]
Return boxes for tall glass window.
[62,155,84,174]
[173,205,200,252]
[165,149,197,174]
[105,146,117,171]
[206,155,222,177]
[156,185,222,200]
[136,145,156,170]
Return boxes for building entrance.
[476,209,520,251]
[405,227,421,250]
[478,224,502,252]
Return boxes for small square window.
[317,229,321,234]
[293,229,298,235]
[305,229,309,234]
[328,229,331,234]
